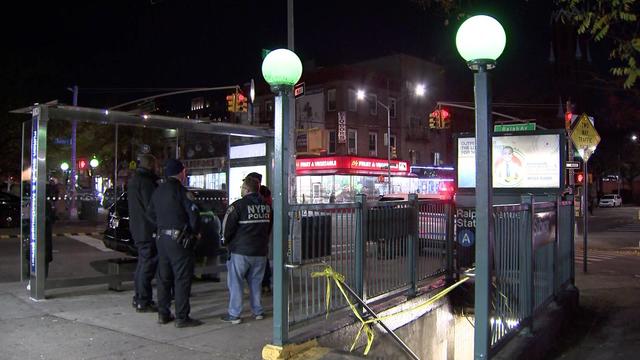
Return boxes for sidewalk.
[549,231,640,358]
[0,279,273,360]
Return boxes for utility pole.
[68,85,79,220]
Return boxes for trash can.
[301,215,332,261]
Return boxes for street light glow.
[415,84,426,96]
[456,15,506,64]
[356,89,366,100]
[632,134,638,142]
[60,162,69,171]
[90,158,99,168]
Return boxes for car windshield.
[602,195,615,199]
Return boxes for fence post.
[445,200,455,283]
[554,194,561,297]
[355,194,367,301]
[407,194,418,298]
[567,194,575,287]
[519,194,535,332]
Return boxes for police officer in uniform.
[220,176,272,324]
[147,159,202,328]
[128,154,159,312]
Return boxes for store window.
[327,88,336,111]
[348,89,357,112]
[368,132,378,156]
[348,129,357,155]
[328,130,337,154]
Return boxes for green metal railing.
[284,195,452,328]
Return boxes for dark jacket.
[147,177,198,233]
[222,192,271,257]
[127,167,159,244]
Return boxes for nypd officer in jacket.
[128,154,159,312]
[220,176,272,324]
[147,159,202,328]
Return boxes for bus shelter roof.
[11,104,274,138]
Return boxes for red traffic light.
[78,158,88,170]
[575,171,584,184]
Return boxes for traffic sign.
[294,82,305,98]
[494,123,536,132]
[566,161,581,169]
[570,113,600,160]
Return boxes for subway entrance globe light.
[60,162,69,171]
[90,157,100,168]
[261,49,303,90]
[456,15,506,69]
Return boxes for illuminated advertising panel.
[295,156,409,176]
[457,134,561,189]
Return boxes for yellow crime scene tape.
[311,265,470,356]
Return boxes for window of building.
[327,88,336,111]
[348,89,357,112]
[191,97,204,111]
[348,129,357,155]
[384,132,397,147]
[328,130,337,154]
[265,100,274,123]
[368,132,378,156]
[369,94,377,115]
[389,97,397,118]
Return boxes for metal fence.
[286,195,452,326]
[490,196,574,349]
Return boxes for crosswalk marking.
[67,234,113,252]
[574,251,617,264]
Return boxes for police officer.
[147,159,202,328]
[128,154,159,312]
[220,176,271,324]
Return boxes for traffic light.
[391,146,397,159]
[575,171,584,185]
[236,93,248,112]
[226,94,236,112]
[428,110,440,129]
[78,157,88,171]
[440,108,451,129]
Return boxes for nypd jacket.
[222,192,272,257]
[147,177,199,233]
[127,167,158,244]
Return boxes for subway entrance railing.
[274,193,575,357]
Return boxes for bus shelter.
[13,104,273,300]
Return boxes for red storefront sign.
[296,156,409,176]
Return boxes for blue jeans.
[227,253,266,317]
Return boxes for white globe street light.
[456,14,506,359]
[60,162,69,171]
[261,48,303,346]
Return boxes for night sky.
[2,0,570,109]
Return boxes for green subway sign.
[494,123,536,132]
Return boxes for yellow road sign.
[570,114,600,160]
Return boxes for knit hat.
[164,159,185,177]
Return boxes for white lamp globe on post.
[456,14,505,360]
[89,157,99,169]
[60,162,70,172]
[261,48,302,347]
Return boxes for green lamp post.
[456,14,505,360]
[89,157,99,169]
[261,48,302,346]
[60,162,70,172]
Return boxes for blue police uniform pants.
[226,253,266,317]
[156,234,194,320]
[134,240,158,306]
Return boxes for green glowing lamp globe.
[261,49,303,89]
[90,158,100,168]
[60,162,69,171]
[456,15,506,66]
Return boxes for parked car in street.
[0,191,20,227]
[102,188,228,257]
[599,194,622,207]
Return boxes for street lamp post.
[456,15,506,360]
[261,48,302,346]
[357,85,425,194]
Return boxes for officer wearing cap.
[147,159,202,328]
